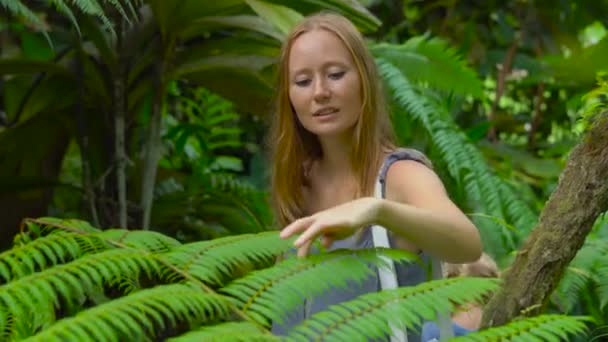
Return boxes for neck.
[317,133,354,179]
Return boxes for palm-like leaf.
[264,0,380,33]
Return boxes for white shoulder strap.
[371,168,454,341]
[371,178,408,342]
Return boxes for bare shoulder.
[384,159,449,205]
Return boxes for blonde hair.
[268,12,395,227]
[444,253,500,279]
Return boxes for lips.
[313,107,339,116]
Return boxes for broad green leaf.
[0,59,72,76]
[180,15,284,41]
[263,0,380,33]
[245,0,303,36]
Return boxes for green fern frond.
[1,225,180,284]
[0,0,47,32]
[162,232,291,285]
[554,239,608,312]
[453,314,592,341]
[25,283,232,342]
[596,260,608,310]
[0,249,161,338]
[371,36,483,98]
[221,248,417,326]
[49,0,82,36]
[287,277,498,341]
[153,173,272,236]
[99,229,182,252]
[22,217,102,238]
[204,172,257,195]
[2,0,138,42]
[378,58,537,256]
[168,322,277,342]
[579,73,608,130]
[0,232,109,283]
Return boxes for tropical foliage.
[1,0,608,341]
[0,218,590,341]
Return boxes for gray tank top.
[272,149,434,340]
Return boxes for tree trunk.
[482,110,608,328]
[114,19,128,228]
[140,62,165,230]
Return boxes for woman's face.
[288,29,362,138]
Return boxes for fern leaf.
[287,277,499,341]
[0,249,161,339]
[23,217,101,237]
[100,0,132,25]
[49,0,81,36]
[25,284,232,342]
[0,0,47,32]
[1,224,177,284]
[221,248,417,326]
[371,37,483,98]
[378,58,537,257]
[99,229,182,252]
[554,239,608,312]
[162,232,292,285]
[0,232,109,283]
[168,322,277,342]
[453,315,592,341]
[596,259,608,310]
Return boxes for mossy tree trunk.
[482,111,608,328]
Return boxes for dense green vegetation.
[0,0,607,340]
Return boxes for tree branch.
[482,110,608,327]
[527,82,545,150]
[487,34,520,142]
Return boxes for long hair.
[268,12,395,227]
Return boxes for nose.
[313,77,330,103]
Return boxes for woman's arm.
[377,160,481,263]
[281,160,482,262]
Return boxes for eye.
[294,79,311,87]
[328,71,345,80]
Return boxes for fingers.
[321,235,334,249]
[294,222,324,248]
[280,216,314,239]
[297,239,314,258]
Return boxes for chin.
[306,124,356,138]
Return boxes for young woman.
[269,11,482,338]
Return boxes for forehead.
[288,29,355,73]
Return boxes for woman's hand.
[279,197,382,257]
